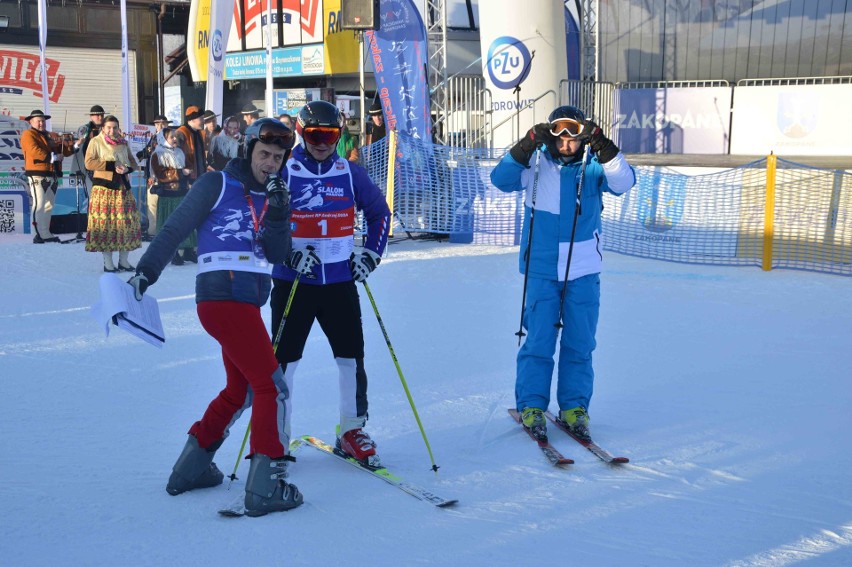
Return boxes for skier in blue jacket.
[491,105,636,442]
[270,101,391,467]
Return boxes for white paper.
[91,273,165,348]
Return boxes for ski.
[298,435,458,508]
[507,409,574,466]
[217,439,304,517]
[544,411,629,464]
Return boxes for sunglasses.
[550,118,583,138]
[257,131,295,149]
[302,126,342,146]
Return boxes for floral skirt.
[157,195,197,248]
[85,185,141,252]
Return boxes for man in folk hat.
[70,104,107,195]
[202,110,219,169]
[178,106,207,183]
[21,110,74,243]
[174,105,207,263]
[364,98,386,145]
[137,115,174,238]
[241,103,261,131]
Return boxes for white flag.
[37,0,50,129]
[265,0,274,115]
[120,0,132,135]
[205,0,235,119]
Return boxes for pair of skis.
[508,409,629,465]
[218,435,457,517]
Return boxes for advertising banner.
[478,0,567,149]
[365,0,430,140]
[205,0,235,117]
[226,0,323,52]
[225,45,325,79]
[730,84,852,157]
[614,87,732,154]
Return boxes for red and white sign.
[0,50,66,103]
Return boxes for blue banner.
[366,0,431,141]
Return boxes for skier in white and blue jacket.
[491,105,636,442]
[270,101,391,467]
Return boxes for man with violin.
[21,109,74,243]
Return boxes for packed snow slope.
[1,235,850,566]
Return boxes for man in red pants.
[129,118,303,517]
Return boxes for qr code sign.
[0,199,15,233]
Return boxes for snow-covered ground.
[2,234,850,566]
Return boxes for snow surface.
[2,235,851,566]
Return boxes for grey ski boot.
[244,454,303,517]
[166,435,224,495]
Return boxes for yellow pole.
[762,153,777,271]
[385,130,397,237]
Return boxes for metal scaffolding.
[426,0,448,144]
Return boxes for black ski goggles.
[256,130,295,149]
[550,118,583,138]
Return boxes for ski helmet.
[243,117,295,158]
[296,101,344,134]
[548,105,586,124]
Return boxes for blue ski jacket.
[491,149,636,281]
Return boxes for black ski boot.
[166,435,224,495]
[244,454,303,517]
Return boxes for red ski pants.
[190,301,288,458]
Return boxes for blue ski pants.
[516,274,600,414]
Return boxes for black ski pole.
[556,145,591,329]
[515,147,543,345]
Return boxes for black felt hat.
[25,109,51,121]
[368,99,382,115]
[185,106,205,121]
[89,105,106,115]
[241,103,260,116]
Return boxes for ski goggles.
[549,118,583,138]
[256,130,295,149]
[302,126,342,146]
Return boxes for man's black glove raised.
[509,123,551,167]
[578,120,619,164]
[265,174,291,222]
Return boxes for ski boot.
[336,428,381,469]
[558,407,591,442]
[244,454,303,517]
[166,435,224,495]
[521,407,548,441]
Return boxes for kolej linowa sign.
[225,44,325,79]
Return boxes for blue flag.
[365,0,431,140]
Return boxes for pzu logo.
[211,30,224,62]
[486,36,532,90]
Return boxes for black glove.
[350,249,382,282]
[289,246,320,275]
[265,174,290,222]
[578,120,619,164]
[509,123,550,166]
[128,272,150,301]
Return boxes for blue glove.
[350,249,382,282]
[289,246,320,275]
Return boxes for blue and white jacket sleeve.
[351,164,391,257]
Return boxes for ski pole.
[515,147,542,345]
[556,144,591,329]
[362,280,440,473]
[227,274,301,487]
